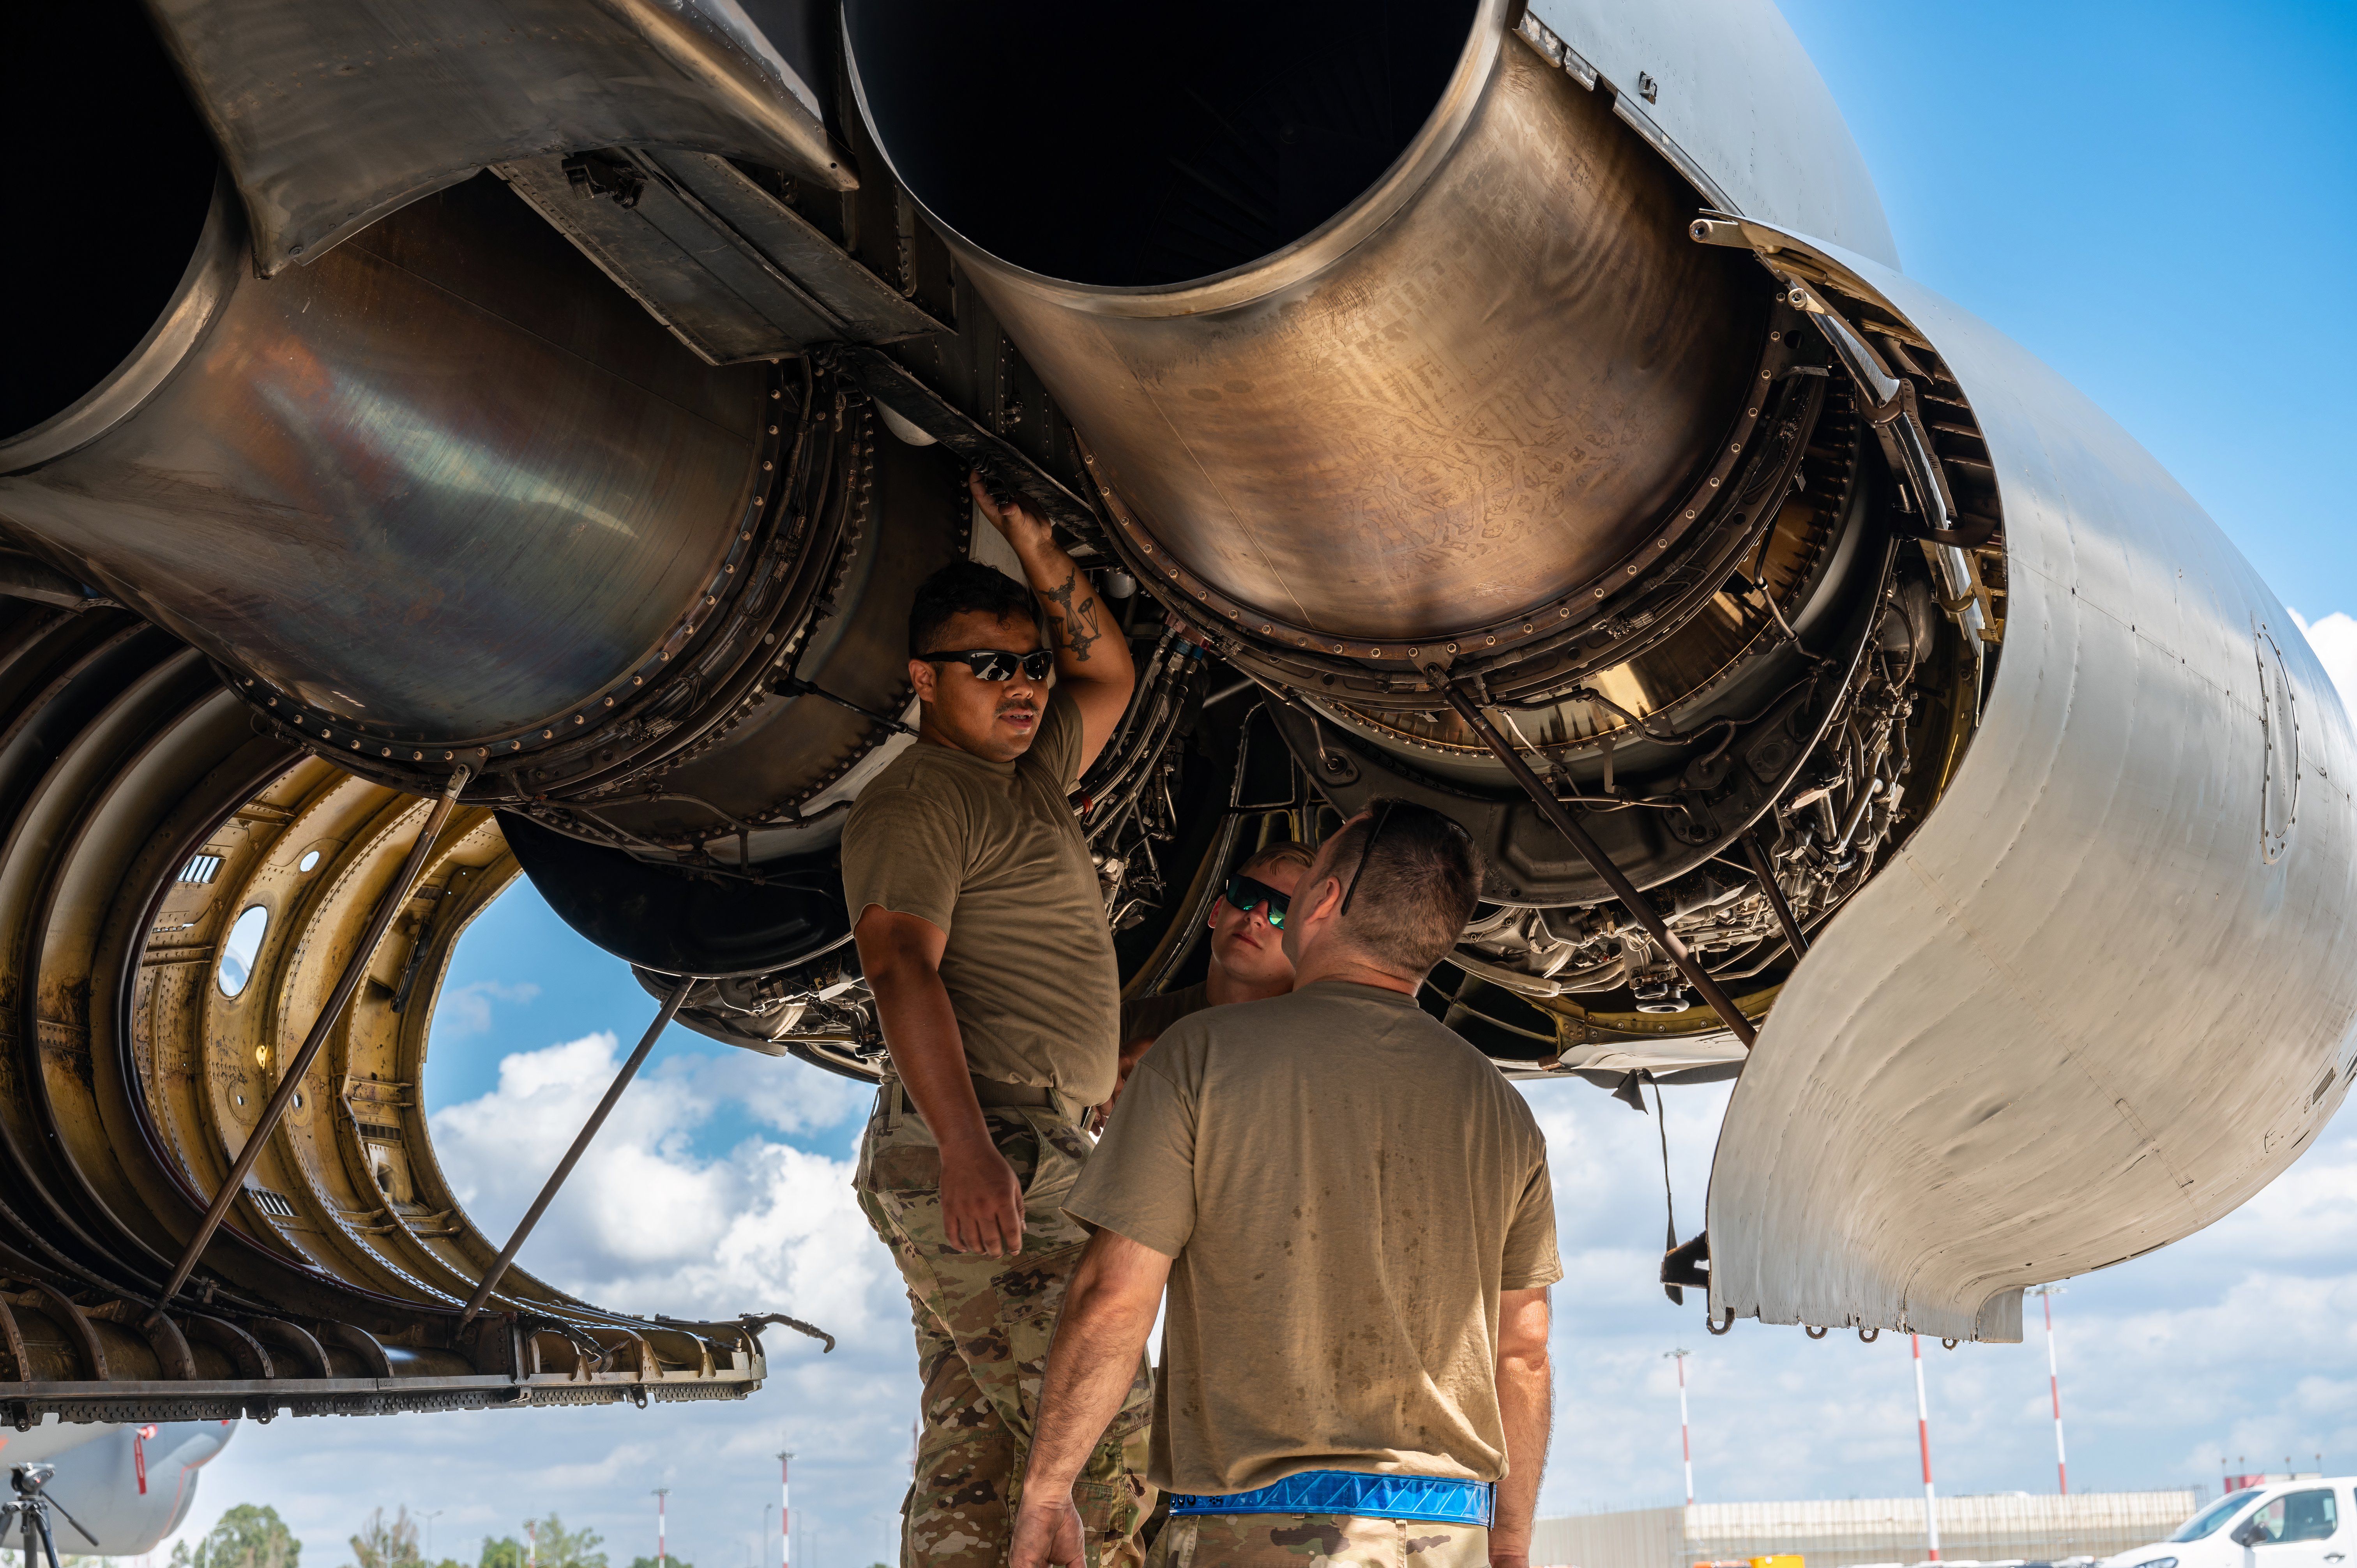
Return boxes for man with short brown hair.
[1007,798,1561,1568]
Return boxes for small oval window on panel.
[297,849,321,872]
[217,904,269,997]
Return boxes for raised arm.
[1491,1285,1554,1568]
[968,471,1135,773]
[853,905,1025,1256]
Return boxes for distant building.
[1532,1489,2204,1568]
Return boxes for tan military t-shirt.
[842,689,1120,1105]
[1119,981,1209,1054]
[1068,980,1561,1495]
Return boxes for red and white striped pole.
[1666,1350,1694,1504]
[781,1452,793,1568]
[1913,1335,1941,1562]
[2034,1286,2069,1494]
[654,1488,669,1568]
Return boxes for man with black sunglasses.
[843,472,1145,1568]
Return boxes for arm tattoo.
[1042,570,1103,662]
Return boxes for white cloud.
[160,1036,916,1568]
[428,1032,886,1335]
[435,979,542,1037]
[2291,609,2357,713]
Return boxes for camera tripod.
[1,1464,96,1568]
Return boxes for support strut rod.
[459,974,695,1325]
[1739,829,1811,961]
[152,766,472,1321]
[1429,678,1757,1049]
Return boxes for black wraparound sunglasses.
[924,648,1055,682]
[1221,874,1290,929]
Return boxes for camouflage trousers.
[1147,1515,1489,1568]
[856,1081,1157,1568]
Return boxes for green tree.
[523,1515,606,1568]
[481,1538,526,1568]
[350,1507,422,1568]
[170,1504,303,1568]
[626,1557,695,1568]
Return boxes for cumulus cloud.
[154,1035,926,1568]
[2291,609,2357,712]
[429,1032,887,1337]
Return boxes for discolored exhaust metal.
[844,0,1768,690]
[0,5,979,978]
[0,170,774,752]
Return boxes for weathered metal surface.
[0,607,796,1418]
[141,0,854,278]
[495,150,944,366]
[1703,224,2357,1341]
[0,174,765,743]
[1521,0,1899,268]
[845,0,1765,650]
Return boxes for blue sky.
[158,5,2357,1567]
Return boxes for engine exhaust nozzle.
[846,0,1766,654]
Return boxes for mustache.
[995,699,1039,717]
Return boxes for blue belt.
[1168,1471,1494,1526]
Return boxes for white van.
[2110,1480,2355,1568]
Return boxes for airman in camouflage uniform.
[858,1090,1156,1568]
[1146,1515,1488,1568]
[841,492,1152,1568]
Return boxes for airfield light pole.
[655,1489,670,1568]
[779,1451,793,1568]
[2031,1285,2069,1493]
[1913,1335,1942,1562]
[1666,1349,1694,1504]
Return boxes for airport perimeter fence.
[1532,1489,2205,1568]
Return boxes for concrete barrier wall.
[1534,1490,2203,1568]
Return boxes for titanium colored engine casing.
[1696,221,2357,1339]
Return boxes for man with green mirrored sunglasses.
[1110,842,1313,1123]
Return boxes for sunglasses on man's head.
[923,648,1055,682]
[1221,874,1290,929]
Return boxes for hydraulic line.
[1431,675,1756,1048]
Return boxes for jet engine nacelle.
[0,1419,236,1556]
